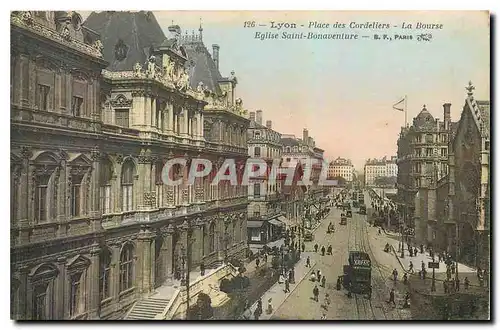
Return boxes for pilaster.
[137,227,155,293]
[88,244,101,319]
[109,242,121,305]
[55,257,67,320]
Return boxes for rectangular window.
[254,147,261,157]
[71,184,81,217]
[71,96,83,117]
[35,185,48,222]
[100,185,111,214]
[441,148,447,157]
[37,84,50,110]
[115,109,130,128]
[426,148,433,157]
[415,135,422,143]
[254,183,260,197]
[70,273,82,316]
[122,186,133,211]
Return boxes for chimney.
[256,110,263,125]
[249,111,256,122]
[443,103,451,129]
[212,44,220,70]
[266,120,272,129]
[303,128,309,145]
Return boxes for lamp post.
[181,218,196,320]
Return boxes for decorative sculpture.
[92,39,103,52]
[147,55,156,78]
[178,68,190,91]
[197,81,205,93]
[166,61,176,81]
[133,62,142,76]
[61,26,71,41]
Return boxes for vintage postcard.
[10,10,490,321]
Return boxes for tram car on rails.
[341,251,372,295]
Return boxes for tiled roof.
[182,41,223,94]
[84,11,166,71]
[281,137,300,147]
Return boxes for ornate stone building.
[11,11,249,320]
[246,111,284,245]
[396,104,455,234]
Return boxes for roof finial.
[171,20,174,25]
[199,17,203,41]
[466,80,475,97]
[423,104,426,110]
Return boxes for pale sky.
[82,11,490,171]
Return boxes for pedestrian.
[314,243,319,253]
[254,305,262,320]
[301,242,305,252]
[420,244,424,254]
[321,275,326,288]
[409,261,414,273]
[327,245,332,255]
[403,292,410,308]
[464,277,470,290]
[414,247,418,257]
[310,272,317,282]
[313,285,320,302]
[403,273,408,284]
[284,278,290,293]
[200,261,205,276]
[266,298,273,314]
[392,268,398,282]
[455,277,460,292]
[317,269,322,282]
[306,256,311,267]
[446,267,452,281]
[263,253,268,263]
[321,246,326,256]
[256,257,260,269]
[387,288,396,306]
[291,268,295,284]
[321,313,327,320]
[421,260,425,272]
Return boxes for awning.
[277,216,294,227]
[269,219,285,227]
[247,220,264,228]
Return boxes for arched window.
[99,248,112,302]
[254,146,261,157]
[209,223,215,254]
[31,264,58,320]
[121,160,135,212]
[119,243,134,292]
[100,158,113,214]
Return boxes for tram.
[342,251,372,294]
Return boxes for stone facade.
[246,111,284,244]
[11,11,249,320]
[327,157,354,182]
[396,104,454,230]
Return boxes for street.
[270,191,412,320]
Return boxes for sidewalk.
[241,253,317,320]
[366,224,488,295]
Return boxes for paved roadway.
[272,190,412,320]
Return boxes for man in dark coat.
[313,285,320,302]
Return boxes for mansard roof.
[182,40,223,94]
[83,11,166,71]
[281,137,301,147]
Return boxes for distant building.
[363,156,398,187]
[386,156,398,177]
[327,157,355,182]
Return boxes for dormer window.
[254,131,261,139]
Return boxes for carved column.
[167,102,174,132]
[131,92,145,127]
[183,108,189,137]
[164,226,174,283]
[17,266,29,320]
[144,93,152,129]
[90,149,102,230]
[136,227,155,293]
[55,257,67,320]
[18,148,32,229]
[151,96,157,129]
[88,244,101,319]
[138,152,152,210]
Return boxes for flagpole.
[404,95,408,128]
